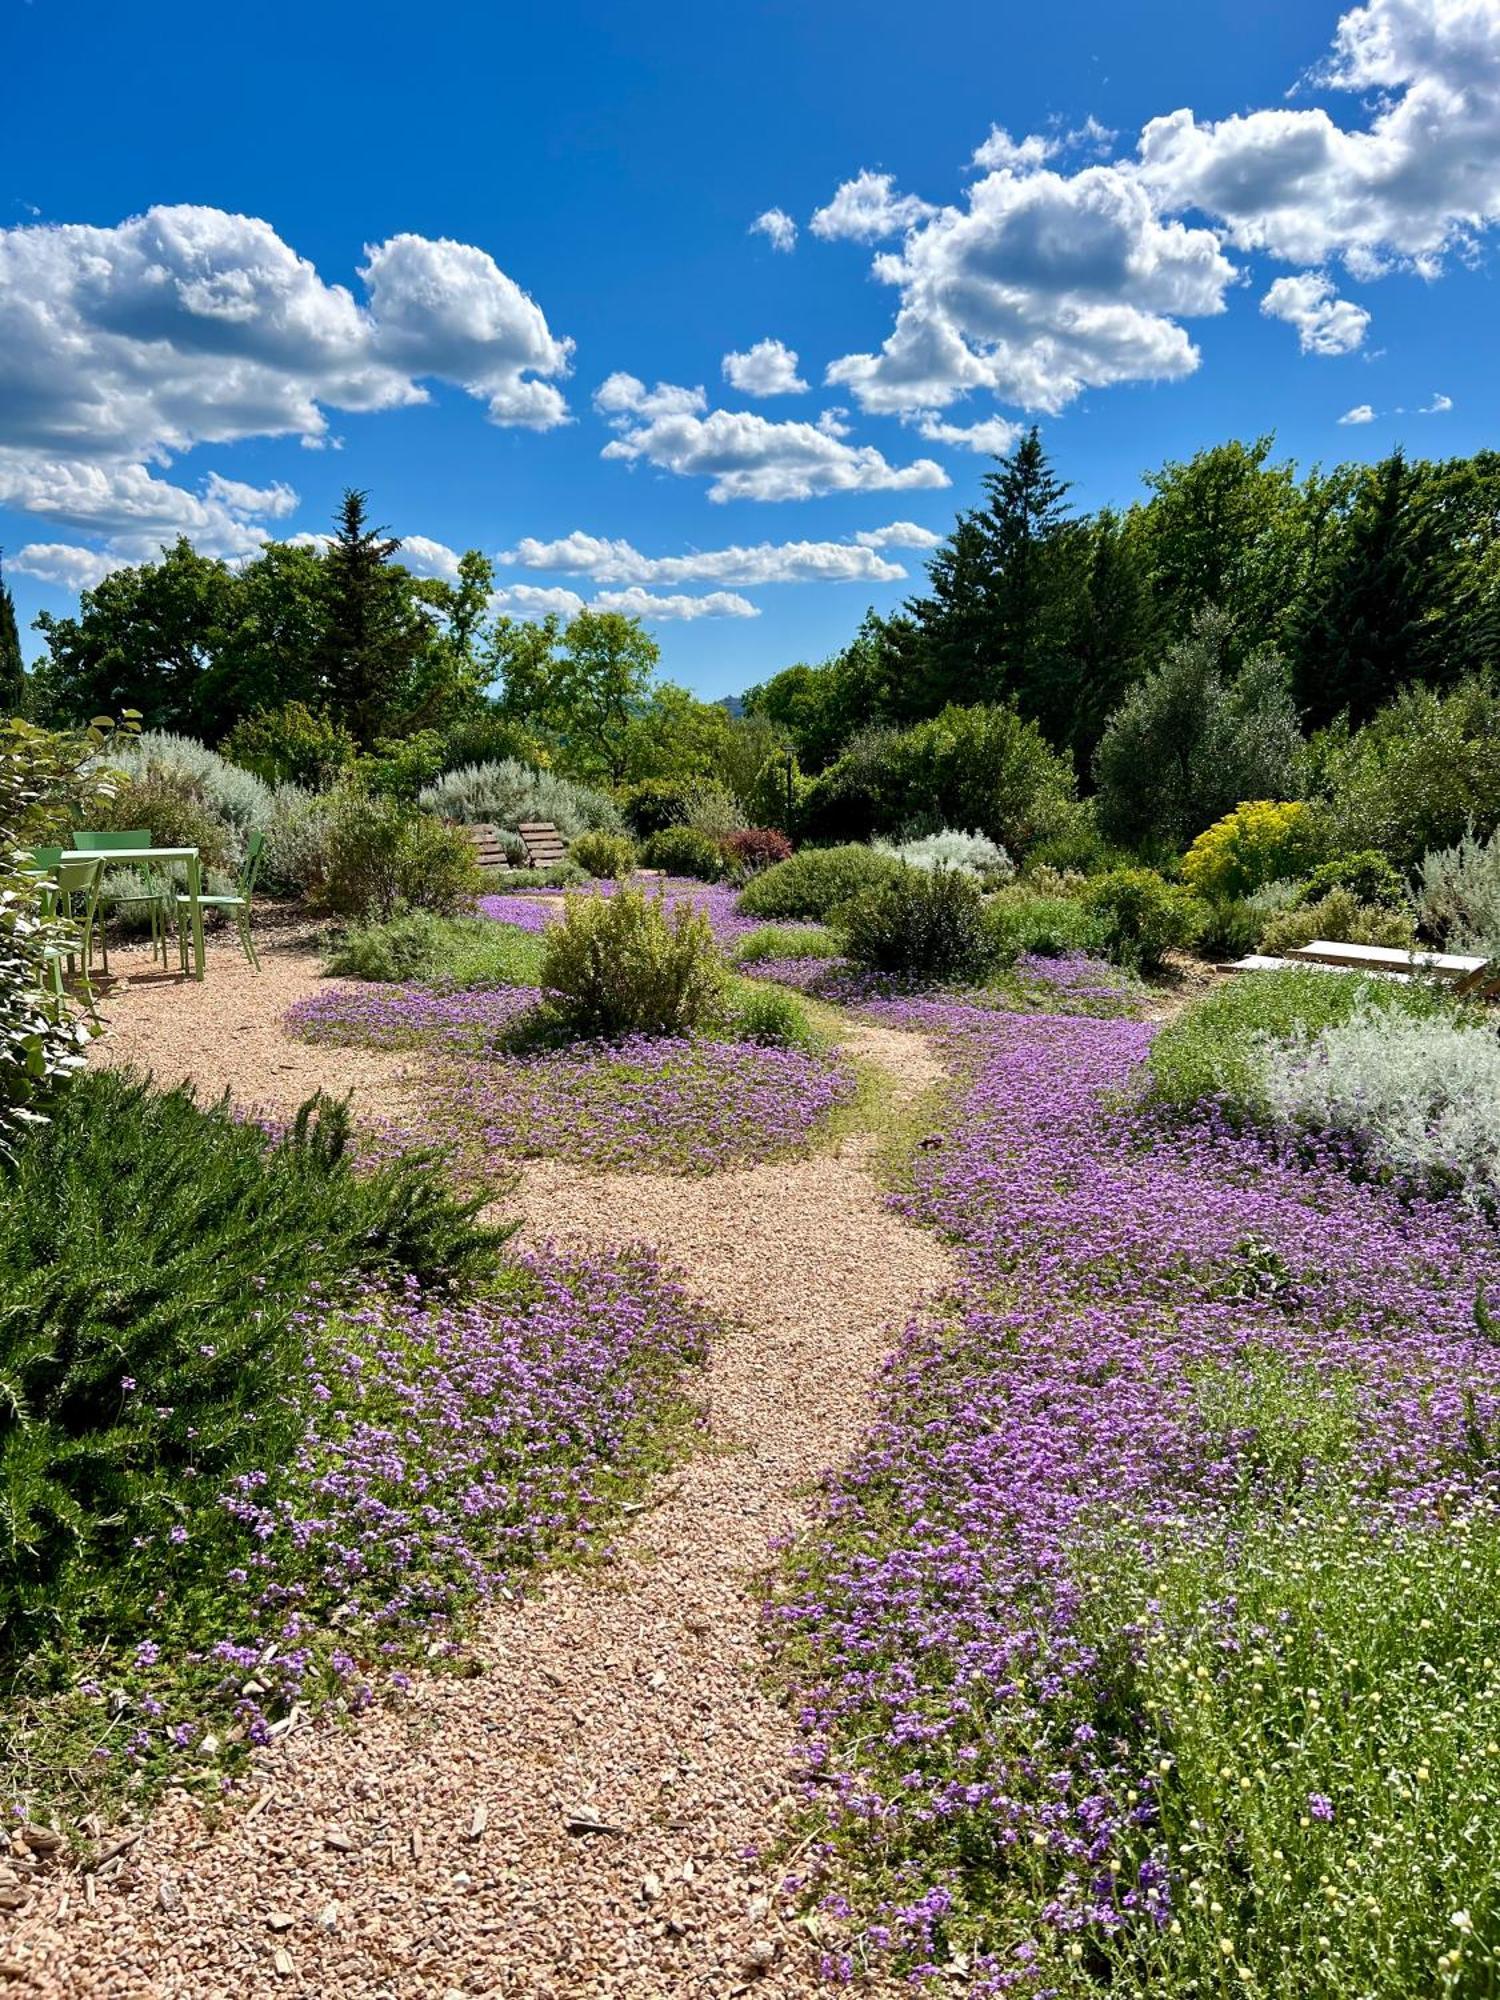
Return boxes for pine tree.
[1296,451,1440,729]
[1065,509,1152,777]
[903,514,996,711]
[313,491,429,746]
[980,427,1076,714]
[0,553,26,718]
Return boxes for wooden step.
[1285,940,1488,981]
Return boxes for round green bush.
[618,779,694,839]
[1295,851,1408,911]
[1081,867,1202,973]
[569,830,637,880]
[736,844,906,922]
[640,826,724,881]
[842,866,993,983]
[539,887,726,1039]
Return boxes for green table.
[60,845,206,980]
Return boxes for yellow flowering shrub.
[1182,799,1318,902]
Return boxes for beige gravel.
[8,922,955,1998]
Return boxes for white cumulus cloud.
[1260,272,1371,354]
[1339,402,1377,423]
[912,412,1026,453]
[853,521,943,550]
[722,339,808,397]
[810,170,937,244]
[825,162,1235,416]
[503,529,906,585]
[750,208,798,252]
[593,372,708,423]
[13,543,126,591]
[489,580,756,622]
[598,395,949,503]
[1136,0,1500,272]
[0,204,573,582]
[971,127,1058,172]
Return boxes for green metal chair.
[37,853,105,1017]
[72,829,168,970]
[177,830,264,973]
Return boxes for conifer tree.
[1296,450,1440,729]
[314,490,429,746]
[0,554,26,718]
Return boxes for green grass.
[1141,967,1453,1120]
[324,911,546,987]
[732,923,843,965]
[1074,1495,1500,1997]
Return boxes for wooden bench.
[1223,940,1500,999]
[1286,939,1493,985]
[459,822,515,872]
[517,820,568,869]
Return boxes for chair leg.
[241,908,260,972]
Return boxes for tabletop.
[59,846,201,866]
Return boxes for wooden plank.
[1223,953,1415,983]
[516,819,567,867]
[1286,940,1488,980]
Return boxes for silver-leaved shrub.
[1258,1006,1500,1208]
[1414,825,1500,953]
[418,760,623,839]
[877,826,1014,881]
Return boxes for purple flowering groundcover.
[768,1001,1500,1993]
[75,1247,713,1783]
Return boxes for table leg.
[186,851,205,979]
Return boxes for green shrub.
[985,889,1105,963]
[570,830,637,880]
[842,866,993,983]
[356,729,448,802]
[738,844,906,922]
[1413,826,1500,951]
[221,702,357,788]
[259,785,331,898]
[1082,867,1202,972]
[109,732,274,848]
[725,983,822,1051]
[1141,967,1446,1121]
[640,825,723,880]
[418,759,622,838]
[0,1073,506,1647]
[617,778,694,839]
[2,717,129,1156]
[733,923,841,965]
[104,768,232,870]
[1024,815,1126,877]
[799,704,1078,855]
[1181,800,1320,901]
[488,862,585,890]
[321,790,481,922]
[538,887,726,1039]
[1260,886,1415,957]
[1314,678,1500,869]
[1193,897,1267,962]
[1295,849,1408,910]
[324,912,545,988]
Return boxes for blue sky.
[2,0,1496,701]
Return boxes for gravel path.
[9,932,955,1997]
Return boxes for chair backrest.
[41,854,104,933]
[55,854,105,897]
[518,820,568,868]
[27,845,63,871]
[72,828,151,852]
[239,829,266,898]
[463,822,512,871]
